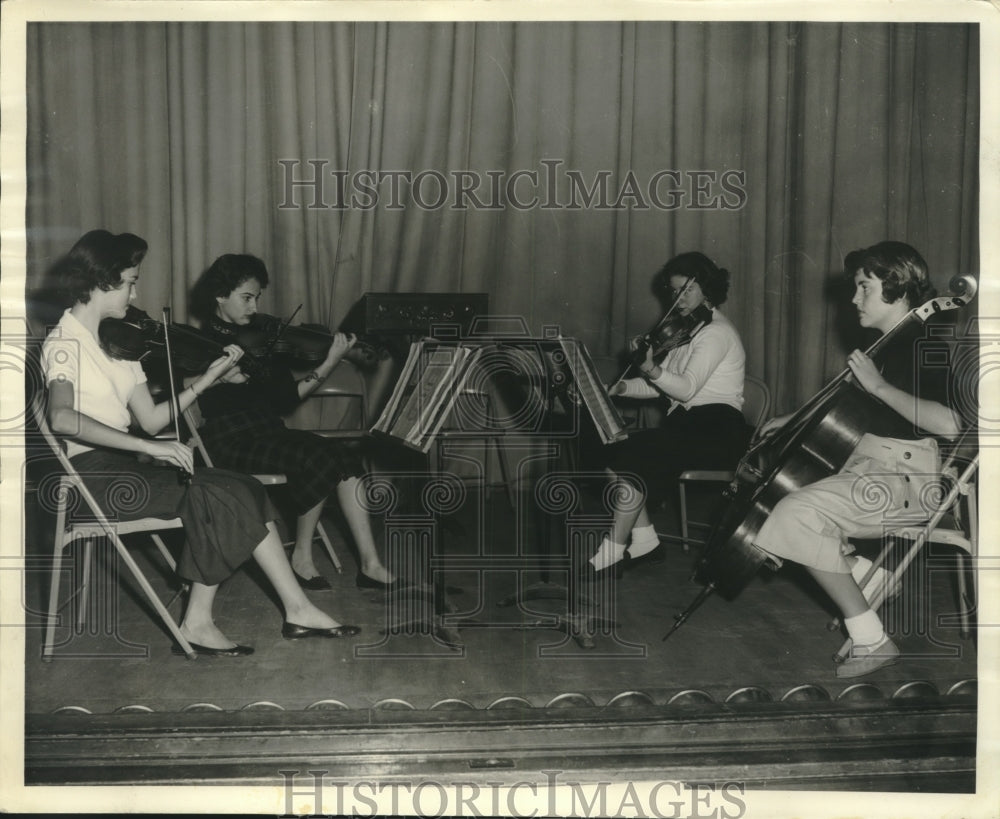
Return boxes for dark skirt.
[70,448,276,586]
[604,403,751,503]
[201,421,365,515]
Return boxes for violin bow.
[261,303,304,358]
[161,307,192,484]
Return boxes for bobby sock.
[843,609,885,647]
[628,525,659,558]
[589,537,627,571]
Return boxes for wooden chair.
[671,375,772,550]
[33,393,197,661]
[181,402,344,573]
[832,444,979,660]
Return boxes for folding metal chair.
[182,402,343,573]
[283,361,370,439]
[672,374,772,550]
[832,441,979,661]
[33,393,197,660]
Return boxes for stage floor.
[20,473,980,790]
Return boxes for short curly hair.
[654,251,731,307]
[844,241,935,308]
[190,254,270,320]
[50,230,148,305]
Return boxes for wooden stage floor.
[20,473,980,791]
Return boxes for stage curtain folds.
[26,21,978,411]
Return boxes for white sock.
[844,609,885,647]
[629,525,659,558]
[589,537,627,571]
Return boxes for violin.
[100,305,267,379]
[630,303,713,367]
[100,306,215,485]
[610,281,712,391]
[662,275,978,640]
[233,311,385,370]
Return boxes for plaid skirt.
[201,421,365,515]
[70,448,277,586]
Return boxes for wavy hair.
[844,241,935,308]
[654,251,731,306]
[190,254,270,320]
[50,230,147,305]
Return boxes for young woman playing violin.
[190,254,395,591]
[41,230,359,656]
[587,252,750,578]
[754,241,962,678]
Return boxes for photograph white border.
[2,1,997,815]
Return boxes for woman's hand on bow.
[756,413,793,442]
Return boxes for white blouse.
[41,309,146,458]
[619,307,745,412]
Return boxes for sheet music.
[557,338,629,444]
[375,338,628,450]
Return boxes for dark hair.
[190,253,269,320]
[50,230,147,305]
[655,251,731,306]
[844,241,935,308]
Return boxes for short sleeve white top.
[41,309,146,459]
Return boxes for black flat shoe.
[577,558,625,583]
[623,543,665,571]
[171,641,255,657]
[356,571,402,591]
[281,622,361,640]
[293,570,333,592]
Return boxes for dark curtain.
[25,21,979,412]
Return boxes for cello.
[663,274,977,639]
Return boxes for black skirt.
[70,448,277,586]
[604,403,750,502]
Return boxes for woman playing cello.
[41,230,359,656]
[755,241,962,678]
[586,252,751,578]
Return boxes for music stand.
[372,334,630,649]
[488,336,628,648]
